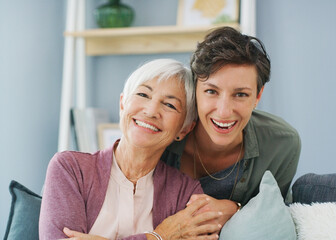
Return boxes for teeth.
[212,119,235,128]
[135,120,159,132]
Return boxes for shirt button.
[241,178,246,182]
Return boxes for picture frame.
[97,123,122,150]
[177,0,240,26]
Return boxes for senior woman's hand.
[187,194,239,228]
[60,198,224,240]
[153,197,223,239]
[60,227,108,240]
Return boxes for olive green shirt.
[161,110,301,205]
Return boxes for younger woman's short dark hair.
[191,26,271,94]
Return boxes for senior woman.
[39,59,222,240]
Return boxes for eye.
[235,92,249,97]
[136,92,149,98]
[205,89,217,95]
[164,102,177,110]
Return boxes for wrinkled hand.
[154,197,223,240]
[60,227,108,240]
[187,194,238,228]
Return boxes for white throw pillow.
[289,202,336,240]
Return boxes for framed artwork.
[97,123,122,150]
[177,0,240,26]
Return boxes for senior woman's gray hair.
[122,59,196,130]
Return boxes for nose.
[217,95,233,118]
[143,100,160,118]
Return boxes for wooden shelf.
[65,24,240,56]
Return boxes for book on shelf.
[71,108,110,153]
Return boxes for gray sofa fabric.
[292,173,336,204]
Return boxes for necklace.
[193,134,243,181]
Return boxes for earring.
[176,136,180,141]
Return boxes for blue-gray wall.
[1,0,336,236]
[0,0,64,235]
[256,0,336,178]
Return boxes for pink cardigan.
[39,146,203,240]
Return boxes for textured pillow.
[292,173,336,204]
[220,171,296,240]
[4,180,42,240]
[289,202,336,240]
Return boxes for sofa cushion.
[219,171,296,240]
[292,173,336,204]
[4,180,42,240]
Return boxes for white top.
[89,152,154,239]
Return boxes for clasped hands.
[60,194,237,240]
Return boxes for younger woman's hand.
[153,197,223,239]
[187,194,239,228]
[60,227,108,240]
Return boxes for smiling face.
[195,64,263,147]
[120,77,188,151]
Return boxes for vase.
[94,0,135,28]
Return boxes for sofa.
[3,172,336,240]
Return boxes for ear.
[119,93,124,119]
[255,86,264,107]
[120,93,124,111]
[175,121,196,141]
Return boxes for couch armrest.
[292,173,336,204]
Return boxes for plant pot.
[94,0,135,28]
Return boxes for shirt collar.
[243,117,259,159]
[165,134,188,156]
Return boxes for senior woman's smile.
[134,119,161,132]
